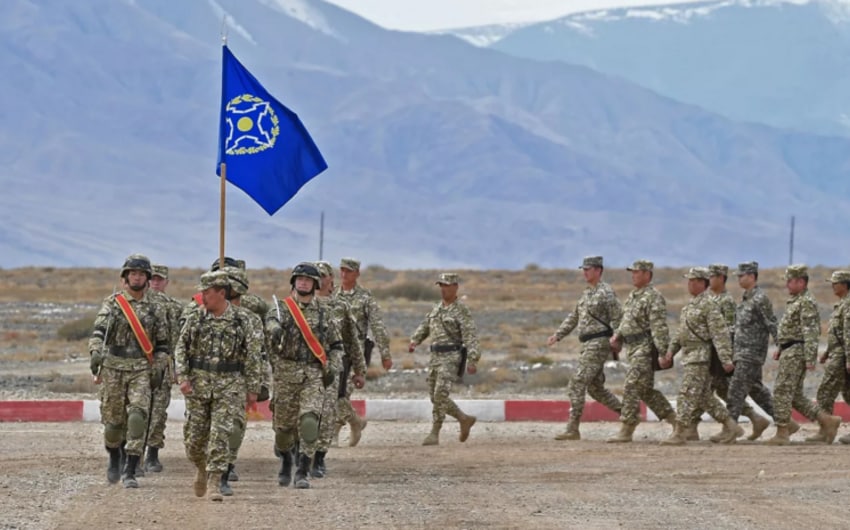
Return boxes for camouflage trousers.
[317,373,340,451]
[620,350,674,426]
[567,341,621,424]
[692,372,756,424]
[815,352,850,414]
[773,351,821,426]
[99,366,151,456]
[677,363,730,425]
[726,360,774,420]
[272,361,325,457]
[183,374,247,474]
[336,369,359,427]
[147,380,171,449]
[427,352,463,425]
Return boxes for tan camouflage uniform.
[814,271,850,415]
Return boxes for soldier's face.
[688,278,706,296]
[709,275,724,291]
[832,282,848,298]
[202,286,226,310]
[583,267,602,283]
[126,270,148,292]
[786,277,806,295]
[294,276,316,295]
[439,283,458,300]
[319,275,333,294]
[631,270,650,288]
[340,267,359,287]
[150,276,168,292]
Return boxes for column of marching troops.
[88,254,479,501]
[87,252,850,501]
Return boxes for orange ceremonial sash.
[193,293,204,306]
[283,296,328,367]
[115,293,154,364]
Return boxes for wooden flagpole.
[220,162,226,267]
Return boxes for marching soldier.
[175,270,263,502]
[409,273,480,446]
[607,260,677,443]
[547,256,622,441]
[88,254,170,488]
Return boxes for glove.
[89,351,104,376]
[150,366,164,390]
[321,368,336,388]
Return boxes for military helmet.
[223,266,249,296]
[210,256,244,272]
[290,262,321,288]
[121,254,152,279]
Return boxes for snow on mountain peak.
[258,0,342,39]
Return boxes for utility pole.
[318,211,325,260]
[788,215,795,265]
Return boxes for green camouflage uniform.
[88,289,170,456]
[147,289,184,450]
[815,274,850,414]
[175,302,263,474]
[552,279,623,426]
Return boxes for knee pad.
[104,423,124,445]
[127,410,147,439]
[275,428,295,452]
[228,419,246,451]
[299,412,320,443]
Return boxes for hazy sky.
[322,0,707,31]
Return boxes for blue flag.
[217,45,327,215]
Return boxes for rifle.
[338,357,351,398]
[684,318,728,377]
[363,337,375,366]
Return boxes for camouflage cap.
[626,259,654,272]
[210,257,245,272]
[436,272,460,285]
[223,266,249,295]
[826,270,850,284]
[707,263,728,277]
[579,256,603,270]
[339,257,360,271]
[784,264,809,280]
[315,261,334,277]
[151,264,169,279]
[683,266,710,280]
[196,270,231,290]
[733,261,759,276]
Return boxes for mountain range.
[1,0,849,270]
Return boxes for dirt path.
[2,421,850,530]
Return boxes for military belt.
[579,330,613,343]
[188,359,244,373]
[108,345,145,359]
[430,343,462,353]
[779,340,804,352]
[620,332,650,344]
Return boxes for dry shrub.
[373,282,435,301]
[522,368,571,390]
[44,374,97,393]
[482,367,519,384]
[57,313,96,341]
[525,355,554,366]
[365,366,385,380]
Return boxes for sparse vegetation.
[373,282,436,301]
[57,314,96,341]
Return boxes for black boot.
[277,450,293,487]
[145,446,163,473]
[118,442,127,478]
[220,464,234,497]
[106,446,121,484]
[123,455,140,489]
[311,450,326,479]
[294,453,311,489]
[228,465,239,482]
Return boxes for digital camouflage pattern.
[411,299,482,425]
[266,296,343,457]
[553,281,623,423]
[334,284,391,362]
[88,289,170,455]
[773,288,822,425]
[147,290,184,449]
[734,286,778,363]
[324,295,368,431]
[175,303,264,473]
[615,284,673,425]
[815,295,850,413]
[677,363,730,426]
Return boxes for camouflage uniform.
[551,256,622,438]
[323,296,366,449]
[410,273,481,445]
[174,275,263,483]
[88,255,170,487]
[613,261,675,429]
[726,262,777,422]
[814,271,850,415]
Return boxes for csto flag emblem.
[222,94,280,155]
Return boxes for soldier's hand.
[179,380,193,396]
[806,363,815,371]
[546,335,558,347]
[467,364,477,375]
[246,392,258,406]
[723,362,734,374]
[819,354,828,364]
[772,349,780,361]
[408,342,417,353]
[353,374,365,389]
[150,368,164,390]
[89,351,104,376]
[321,369,336,388]
[609,336,620,350]
[382,357,393,370]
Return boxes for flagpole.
[220,162,226,266]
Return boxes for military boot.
[715,418,744,444]
[765,425,791,446]
[683,424,700,441]
[554,418,580,441]
[458,412,477,443]
[804,423,827,443]
[122,455,140,489]
[134,455,145,478]
[606,422,636,443]
[311,450,327,479]
[660,423,687,445]
[277,450,293,487]
[332,424,341,448]
[294,453,312,489]
[145,446,163,473]
[817,411,842,444]
[219,464,234,497]
[663,412,677,434]
[106,446,122,484]
[207,474,223,502]
[747,414,771,441]
[193,461,207,497]
[788,419,801,435]
[422,422,441,446]
[349,416,367,447]
[228,465,239,482]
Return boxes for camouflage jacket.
[88,289,170,372]
[334,284,391,361]
[265,295,343,372]
[553,281,622,343]
[615,285,669,356]
[670,291,733,365]
[241,293,270,320]
[777,289,820,365]
[323,294,366,376]
[825,295,850,366]
[410,299,481,366]
[734,286,778,363]
[149,290,185,353]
